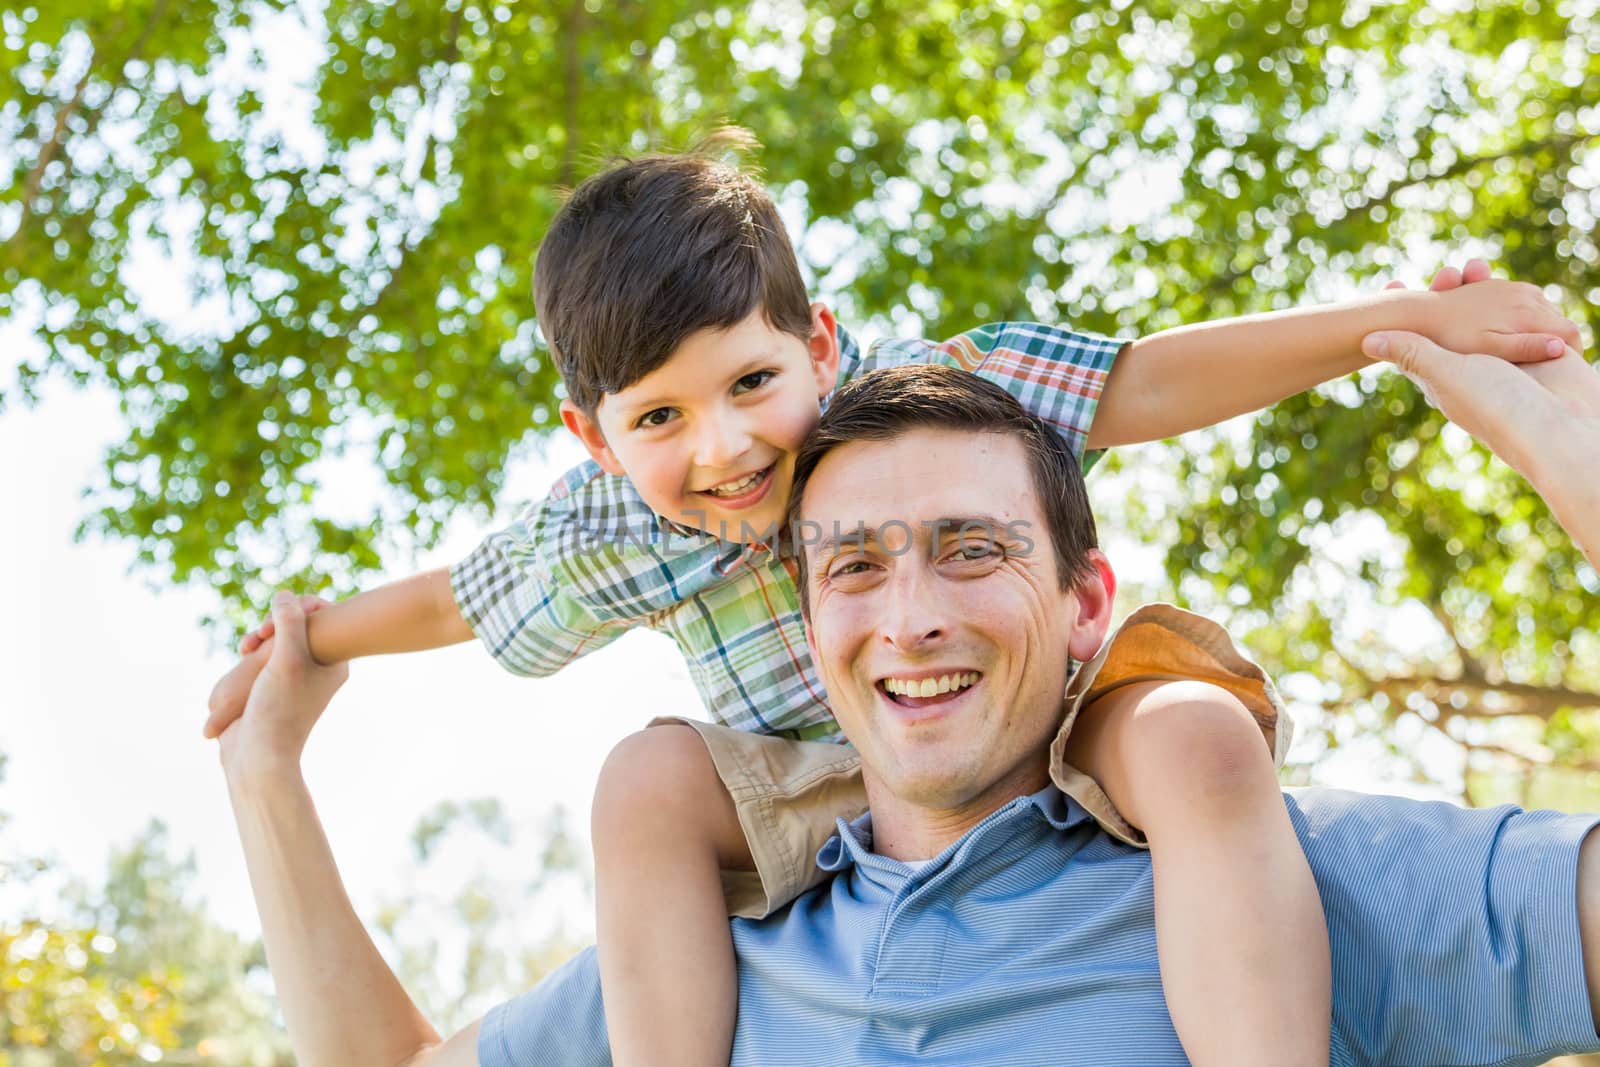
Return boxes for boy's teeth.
[883,672,980,698]
[705,470,763,496]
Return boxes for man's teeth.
[703,469,765,497]
[883,672,980,698]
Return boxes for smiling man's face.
[800,427,1112,841]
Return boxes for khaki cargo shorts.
[652,603,1292,919]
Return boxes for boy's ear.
[807,302,842,397]
[559,399,627,477]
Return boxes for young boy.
[205,141,1579,1066]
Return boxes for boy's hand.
[204,593,329,740]
[1404,262,1581,363]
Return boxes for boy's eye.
[635,407,677,429]
[733,370,776,394]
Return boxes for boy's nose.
[694,416,754,469]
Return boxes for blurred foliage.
[375,797,592,1033]
[0,754,591,1061]
[2,0,1599,800]
[0,814,290,1066]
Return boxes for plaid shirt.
[449,321,1127,740]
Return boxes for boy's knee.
[1123,681,1275,803]
[591,724,723,846]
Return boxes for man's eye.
[733,370,776,394]
[827,559,874,579]
[636,408,676,429]
[950,541,1004,563]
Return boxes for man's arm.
[1086,281,1581,448]
[1361,330,1600,567]
[218,593,479,1067]
[1579,830,1600,1031]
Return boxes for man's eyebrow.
[931,514,1011,537]
[812,523,877,558]
[807,514,1015,559]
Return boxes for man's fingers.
[268,590,311,662]
[1362,330,1444,380]
[1461,258,1492,284]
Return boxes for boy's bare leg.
[1065,680,1330,1067]
[591,724,752,1067]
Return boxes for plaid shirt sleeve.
[449,461,674,677]
[833,321,1129,470]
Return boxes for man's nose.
[694,411,754,469]
[879,562,949,653]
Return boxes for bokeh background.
[3,0,1599,1062]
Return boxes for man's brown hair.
[785,364,1100,616]
[534,130,813,416]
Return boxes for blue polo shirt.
[479,787,1600,1066]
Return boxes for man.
[220,320,1600,1066]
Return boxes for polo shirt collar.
[815,785,1093,876]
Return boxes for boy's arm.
[204,568,473,740]
[243,567,474,663]
[1085,281,1582,449]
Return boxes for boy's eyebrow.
[619,352,783,418]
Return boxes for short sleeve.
[1294,789,1600,1066]
[449,462,666,677]
[478,947,611,1067]
[837,322,1128,470]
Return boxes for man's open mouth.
[878,671,981,709]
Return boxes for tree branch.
[8,0,171,246]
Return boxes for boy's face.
[561,303,841,543]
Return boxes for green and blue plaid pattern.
[449,321,1126,739]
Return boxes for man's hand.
[1361,332,1600,474]
[204,594,329,740]
[216,591,349,776]
[1361,329,1600,567]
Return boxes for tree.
[0,756,289,1065]
[3,1,1598,792]
[373,798,593,1034]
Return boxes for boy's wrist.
[1366,287,1435,339]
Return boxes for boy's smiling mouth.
[695,463,777,505]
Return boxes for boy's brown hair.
[534,129,814,416]
[785,364,1101,617]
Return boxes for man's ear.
[559,399,626,477]
[1066,550,1117,663]
[807,302,842,397]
